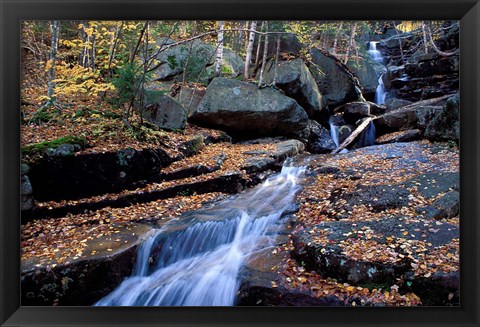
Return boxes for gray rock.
[432,191,459,219]
[292,216,458,303]
[347,57,379,95]
[173,85,206,116]
[424,94,459,142]
[308,47,362,109]
[384,98,413,112]
[54,144,76,156]
[21,174,34,211]
[375,129,422,145]
[293,120,336,154]
[374,100,443,134]
[343,101,371,124]
[144,95,188,131]
[264,59,325,119]
[191,78,308,137]
[150,38,244,84]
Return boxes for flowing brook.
[95,165,306,306]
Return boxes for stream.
[95,165,306,306]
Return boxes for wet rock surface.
[21,223,154,306]
[286,141,459,306]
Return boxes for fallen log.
[332,117,374,154]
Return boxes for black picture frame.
[1,0,479,326]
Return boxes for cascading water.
[368,41,387,105]
[375,75,386,105]
[95,165,305,306]
[367,41,383,63]
[329,115,340,148]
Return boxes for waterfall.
[375,75,386,105]
[368,41,387,105]
[329,115,340,148]
[94,165,305,306]
[357,121,376,147]
[368,41,383,63]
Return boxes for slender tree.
[272,34,281,86]
[254,21,265,66]
[332,21,343,55]
[243,21,257,80]
[214,21,225,77]
[46,21,59,103]
[344,21,357,64]
[421,21,429,54]
[258,22,269,87]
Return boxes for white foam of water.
[95,166,305,306]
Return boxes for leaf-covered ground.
[270,141,460,306]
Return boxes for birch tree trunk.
[344,21,357,64]
[243,21,257,80]
[258,22,269,87]
[332,21,343,55]
[255,21,265,66]
[47,20,59,102]
[214,21,225,77]
[421,21,429,54]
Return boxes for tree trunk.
[90,32,96,70]
[243,21,257,80]
[427,23,459,56]
[214,21,225,77]
[130,21,149,63]
[272,34,281,86]
[258,22,269,87]
[47,21,59,102]
[344,21,357,64]
[421,21,429,54]
[392,21,405,64]
[107,22,124,73]
[255,21,265,66]
[332,117,373,154]
[236,21,247,53]
[332,21,343,55]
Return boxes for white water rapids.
[95,165,305,306]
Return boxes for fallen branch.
[332,117,373,154]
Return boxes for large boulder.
[172,85,206,116]
[424,94,459,142]
[144,95,188,131]
[374,96,453,135]
[347,57,379,95]
[190,78,308,137]
[150,38,244,84]
[343,101,371,124]
[264,59,325,119]
[255,33,303,58]
[293,120,336,154]
[308,47,363,109]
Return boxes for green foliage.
[111,62,142,106]
[30,106,61,124]
[221,65,234,75]
[21,135,88,163]
[167,55,178,69]
[125,122,168,143]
